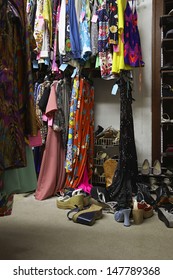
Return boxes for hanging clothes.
[97,0,114,79]
[108,73,138,208]
[112,0,132,73]
[2,145,37,195]
[91,0,99,56]
[65,75,80,173]
[27,0,37,31]
[0,145,37,216]
[0,0,37,172]
[65,77,94,192]
[52,0,59,49]
[35,79,71,200]
[79,0,92,61]
[58,0,66,56]
[52,2,61,72]
[124,0,145,67]
[33,0,45,56]
[69,0,81,60]
[108,0,118,45]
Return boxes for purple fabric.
[124,1,144,67]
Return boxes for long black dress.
[108,73,138,209]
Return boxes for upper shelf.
[160,15,173,27]
[160,69,173,75]
[161,38,173,49]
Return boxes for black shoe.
[158,207,173,228]
[94,125,104,137]
[137,183,156,206]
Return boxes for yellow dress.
[43,0,53,47]
[112,0,132,73]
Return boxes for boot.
[114,208,131,227]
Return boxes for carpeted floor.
[0,193,173,260]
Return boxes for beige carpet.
[0,193,173,260]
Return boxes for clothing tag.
[111,84,119,95]
[38,18,44,30]
[71,68,77,78]
[32,60,39,69]
[113,44,119,53]
[44,58,50,66]
[59,63,68,71]
[42,114,48,122]
[80,11,86,22]
[91,14,98,23]
[48,117,53,127]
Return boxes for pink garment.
[52,4,61,72]
[77,166,93,194]
[35,127,66,200]
[45,82,58,114]
[35,82,66,200]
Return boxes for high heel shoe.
[141,159,150,175]
[132,200,144,225]
[153,160,162,176]
[132,198,153,224]
[114,208,131,227]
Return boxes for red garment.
[65,78,94,190]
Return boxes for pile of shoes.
[56,188,104,226]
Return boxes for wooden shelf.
[161,96,173,100]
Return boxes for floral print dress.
[97,0,114,79]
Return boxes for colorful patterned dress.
[124,0,145,67]
[65,77,94,191]
[0,0,37,216]
[97,0,114,79]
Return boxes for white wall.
[94,0,152,166]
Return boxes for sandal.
[96,188,118,213]
[67,204,103,226]
[72,188,91,207]
[56,194,84,210]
